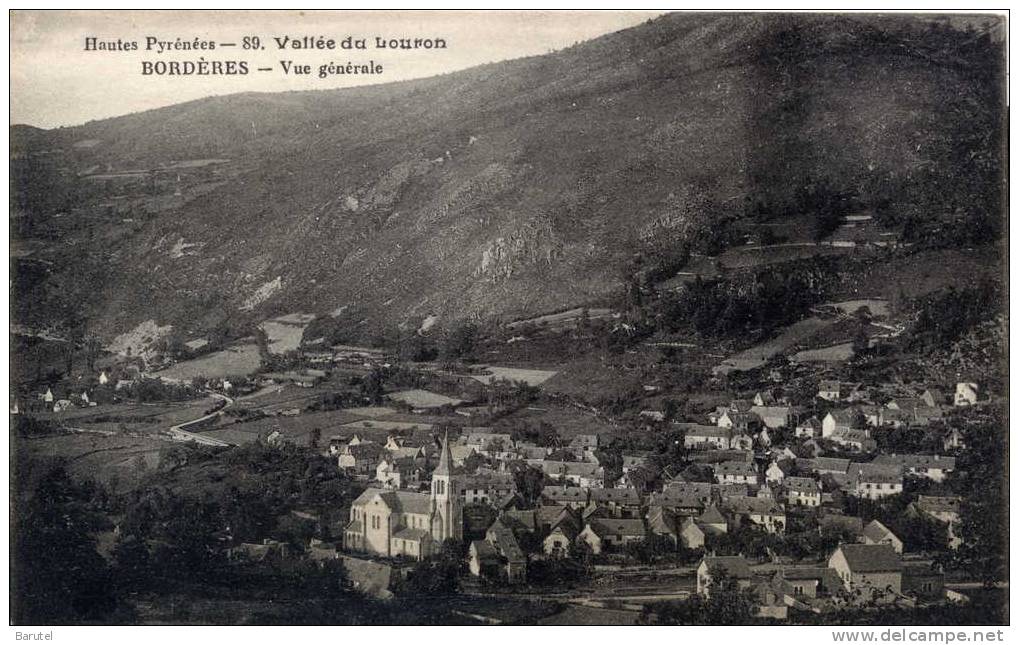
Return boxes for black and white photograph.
[7,8,1010,630]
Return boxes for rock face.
[10,14,1004,339]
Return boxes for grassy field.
[714,317,832,374]
[259,313,315,354]
[49,398,220,433]
[468,366,560,386]
[493,402,617,438]
[387,389,464,408]
[159,344,262,380]
[791,342,855,363]
[202,408,364,446]
[18,433,168,492]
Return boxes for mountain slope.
[10,13,1005,342]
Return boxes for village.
[11,312,1002,625]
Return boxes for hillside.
[10,13,1005,345]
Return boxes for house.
[751,405,793,429]
[725,497,786,534]
[541,486,590,509]
[482,519,527,582]
[819,513,865,539]
[796,416,823,438]
[752,582,789,619]
[621,453,649,473]
[920,388,947,408]
[863,519,903,553]
[577,518,646,554]
[468,539,501,579]
[822,409,862,437]
[909,496,962,549]
[729,432,754,451]
[463,432,515,459]
[338,442,387,476]
[799,457,851,477]
[542,508,581,556]
[828,543,902,596]
[676,516,705,549]
[680,424,733,450]
[773,567,844,600]
[872,454,956,483]
[818,381,861,402]
[460,469,517,507]
[829,427,877,452]
[753,390,779,407]
[848,463,903,500]
[646,505,679,545]
[569,434,600,455]
[98,371,109,386]
[647,489,708,518]
[228,539,290,562]
[541,461,605,488]
[717,411,761,433]
[887,397,925,412]
[588,488,643,519]
[954,382,980,407]
[696,555,753,596]
[764,461,788,485]
[714,460,758,485]
[902,562,945,601]
[784,476,821,507]
[41,388,54,403]
[695,504,728,535]
[375,456,423,490]
[911,495,960,524]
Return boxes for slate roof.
[701,555,753,579]
[697,504,727,525]
[872,454,956,471]
[863,519,897,544]
[785,476,820,494]
[836,543,902,572]
[587,518,646,538]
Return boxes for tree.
[647,566,759,625]
[12,462,120,623]
[948,408,1007,587]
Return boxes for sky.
[10,10,664,129]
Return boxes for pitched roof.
[714,461,757,476]
[589,488,642,505]
[784,476,820,493]
[863,519,898,544]
[872,454,956,471]
[914,495,961,515]
[697,504,727,525]
[835,543,902,573]
[587,518,646,538]
[701,555,753,579]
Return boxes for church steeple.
[430,429,462,543]
[434,429,453,476]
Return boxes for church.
[343,432,463,560]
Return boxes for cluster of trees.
[12,459,126,624]
[643,567,759,625]
[655,259,838,340]
[908,282,1001,353]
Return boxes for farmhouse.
[828,543,902,596]
[872,454,956,482]
[863,519,903,553]
[697,555,753,596]
[784,476,821,507]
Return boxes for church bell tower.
[430,430,462,543]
